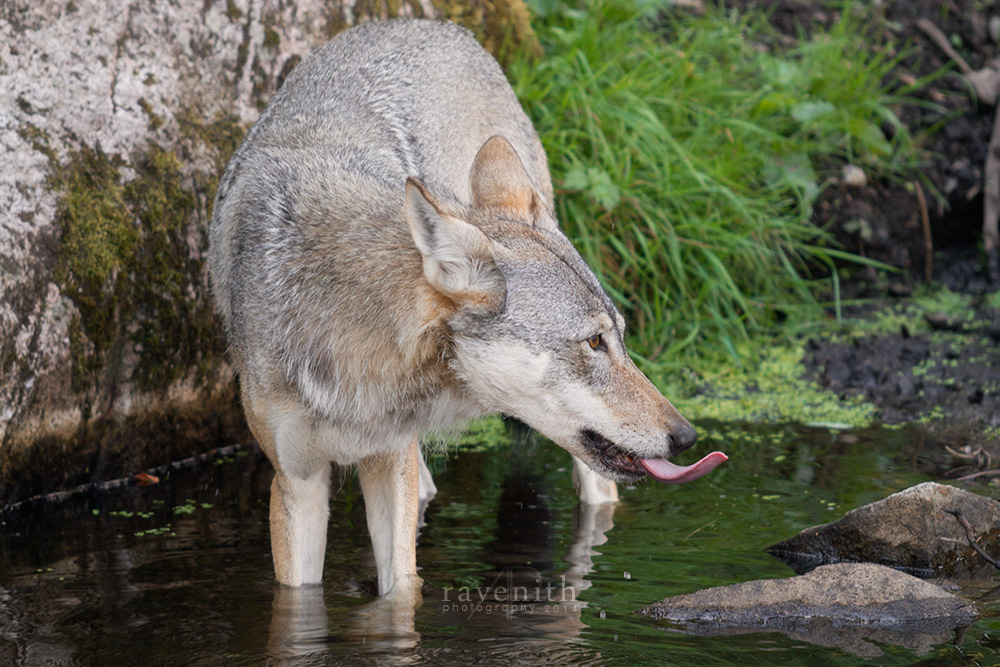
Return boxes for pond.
[2,420,998,665]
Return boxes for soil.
[802,302,1000,424]
[799,292,1000,478]
[727,0,1000,466]
[730,0,1000,288]
[800,316,1000,480]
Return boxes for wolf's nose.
[669,421,698,455]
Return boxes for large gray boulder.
[0,0,538,504]
[639,562,979,657]
[767,482,1000,579]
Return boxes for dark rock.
[638,562,978,658]
[767,482,1000,578]
[896,373,915,398]
[888,281,913,297]
[926,311,965,332]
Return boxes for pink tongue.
[640,451,728,484]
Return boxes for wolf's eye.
[586,334,607,352]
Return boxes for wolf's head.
[407,136,724,484]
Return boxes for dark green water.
[2,422,998,665]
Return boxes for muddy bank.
[802,292,1000,467]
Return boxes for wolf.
[209,18,725,596]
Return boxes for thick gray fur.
[208,19,697,590]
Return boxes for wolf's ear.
[406,177,505,310]
[470,136,544,224]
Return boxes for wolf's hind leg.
[245,395,332,587]
[572,455,619,504]
[358,436,421,597]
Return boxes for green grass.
[510,0,929,357]
[506,0,938,423]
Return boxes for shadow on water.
[1,421,999,664]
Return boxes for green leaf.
[790,100,836,122]
[755,92,798,114]
[585,168,622,211]
[562,167,589,191]
[849,118,891,156]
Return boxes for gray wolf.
[209,18,725,596]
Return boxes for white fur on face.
[541,377,619,460]
[453,338,619,462]
[454,338,552,415]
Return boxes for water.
[2,421,998,665]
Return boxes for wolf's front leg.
[269,464,332,586]
[416,448,437,504]
[358,436,422,598]
[572,455,619,504]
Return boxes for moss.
[17,123,57,163]
[2,343,16,375]
[838,287,997,338]
[50,133,238,395]
[251,56,270,111]
[351,0,422,22]
[138,97,164,130]
[276,54,301,90]
[182,110,245,171]
[51,147,123,380]
[67,315,93,394]
[234,33,250,82]
[316,0,537,63]
[178,110,246,219]
[669,341,877,428]
[430,0,541,65]
[56,146,134,284]
[122,146,209,389]
[53,145,136,372]
[263,26,280,50]
[225,0,242,20]
[322,6,349,40]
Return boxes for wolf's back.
[253,19,553,203]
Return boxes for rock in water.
[767,482,1000,578]
[638,562,978,658]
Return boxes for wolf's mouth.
[580,429,728,484]
[581,429,646,478]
